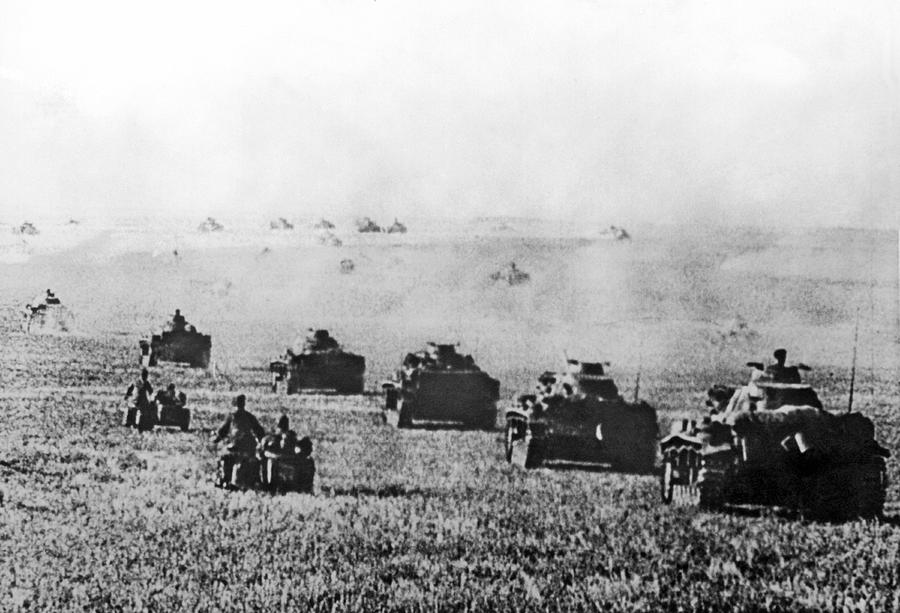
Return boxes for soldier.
[259,414,298,456]
[765,349,788,380]
[765,349,802,384]
[258,415,308,491]
[124,368,154,429]
[125,368,154,406]
[214,394,265,488]
[157,383,178,407]
[171,309,187,332]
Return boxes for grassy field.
[0,223,898,611]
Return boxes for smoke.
[0,0,897,228]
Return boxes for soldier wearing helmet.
[259,414,299,456]
[170,309,187,332]
[765,349,802,384]
[125,368,154,410]
[214,394,265,488]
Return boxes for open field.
[0,222,898,611]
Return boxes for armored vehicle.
[659,361,889,520]
[504,360,658,472]
[317,232,343,247]
[382,343,500,429]
[23,290,71,334]
[598,225,630,240]
[386,218,407,234]
[218,445,315,494]
[489,262,530,286]
[270,217,294,230]
[197,217,224,232]
[14,221,39,236]
[122,395,190,432]
[356,217,382,233]
[269,329,365,394]
[139,310,211,368]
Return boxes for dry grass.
[0,331,898,612]
[0,226,897,611]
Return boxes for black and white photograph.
[0,1,898,610]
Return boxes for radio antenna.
[848,306,860,414]
[634,339,643,403]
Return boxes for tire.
[661,460,674,504]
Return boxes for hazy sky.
[1,0,897,227]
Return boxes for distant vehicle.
[269,329,365,394]
[23,289,71,334]
[504,360,658,472]
[382,343,500,429]
[123,393,191,432]
[139,310,211,368]
[13,221,39,236]
[269,217,294,230]
[659,358,889,520]
[197,217,224,232]
[317,232,343,247]
[356,217,382,233]
[716,315,758,343]
[386,218,407,234]
[489,262,530,286]
[340,258,355,273]
[598,225,630,240]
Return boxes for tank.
[382,343,500,429]
[356,217,382,233]
[139,313,211,368]
[13,221,39,235]
[270,217,294,230]
[386,219,407,234]
[659,363,890,521]
[598,225,630,240]
[489,262,530,285]
[197,217,224,232]
[23,303,72,334]
[269,329,365,394]
[504,360,658,472]
[317,231,343,247]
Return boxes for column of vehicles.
[22,294,893,519]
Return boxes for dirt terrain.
[0,221,897,611]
